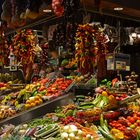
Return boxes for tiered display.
[0,76,73,121]
[0,73,140,140]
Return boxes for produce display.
[0,82,7,90]
[0,105,16,120]
[126,72,138,95]
[1,90,140,140]
[1,1,140,140]
[0,73,20,83]
[0,77,73,121]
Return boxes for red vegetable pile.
[109,112,140,139]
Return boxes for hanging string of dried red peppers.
[0,32,9,66]
[75,24,108,75]
[12,29,36,66]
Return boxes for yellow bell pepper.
[111,128,124,140]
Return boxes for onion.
[77,130,83,136]
[61,132,68,139]
[63,125,70,132]
[69,133,75,139]
[86,134,91,139]
[70,125,78,132]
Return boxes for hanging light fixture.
[114,7,123,11]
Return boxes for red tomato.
[128,117,135,124]
[61,87,66,90]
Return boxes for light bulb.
[131,33,137,38]
[137,34,140,38]
[114,7,123,11]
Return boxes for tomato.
[61,86,66,90]
[119,126,125,131]
[133,114,138,121]
[115,123,123,128]
[127,117,135,124]
[136,112,140,117]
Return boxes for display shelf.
[0,93,75,126]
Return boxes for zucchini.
[42,129,60,139]
[34,124,56,137]
[78,102,94,109]
[77,98,85,102]
[76,95,85,99]
[41,125,59,138]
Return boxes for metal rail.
[0,93,74,126]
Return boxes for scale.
[106,53,130,71]
[9,47,18,72]
[106,21,130,72]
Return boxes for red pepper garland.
[12,29,36,66]
[75,24,108,75]
[52,0,64,16]
[0,32,9,66]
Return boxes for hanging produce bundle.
[0,32,9,66]
[12,29,37,66]
[75,24,108,75]
[40,42,49,66]
[52,0,64,16]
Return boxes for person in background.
[39,68,46,79]
[31,63,40,83]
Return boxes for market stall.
[0,0,140,140]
